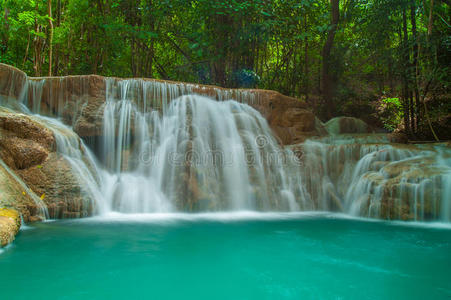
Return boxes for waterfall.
[30,115,106,214]
[300,135,451,221]
[0,64,450,221]
[99,79,306,212]
[0,72,105,219]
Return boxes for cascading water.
[0,63,450,222]
[100,79,305,213]
[30,115,106,214]
[0,74,106,219]
[299,135,451,221]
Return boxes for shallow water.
[1,213,451,300]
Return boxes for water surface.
[1,212,450,299]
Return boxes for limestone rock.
[0,109,95,221]
[325,117,373,135]
[0,110,53,170]
[0,63,323,145]
[0,161,40,222]
[0,63,27,99]
[0,137,48,169]
[0,111,54,149]
[17,153,95,219]
[0,208,21,247]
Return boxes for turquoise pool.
[1,213,450,299]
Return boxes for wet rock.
[325,117,373,135]
[1,63,323,145]
[0,111,54,150]
[0,208,21,247]
[270,107,325,144]
[0,137,48,169]
[387,132,409,144]
[17,153,95,219]
[0,156,41,223]
[0,63,27,99]
[0,109,95,221]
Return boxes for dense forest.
[0,0,449,139]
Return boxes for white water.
[301,136,451,221]
[30,115,106,215]
[0,67,450,222]
[0,81,105,219]
[100,79,305,213]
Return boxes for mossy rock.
[0,207,21,247]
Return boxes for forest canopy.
[0,0,450,139]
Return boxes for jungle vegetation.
[0,0,450,139]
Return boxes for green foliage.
[0,0,449,138]
[375,97,404,131]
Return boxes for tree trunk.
[2,7,10,55]
[303,14,310,103]
[401,9,411,135]
[33,11,42,77]
[22,33,31,69]
[48,0,53,76]
[321,0,340,119]
[423,0,439,141]
[147,0,154,78]
[54,0,61,75]
[427,0,434,36]
[410,4,420,133]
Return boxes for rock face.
[0,63,324,145]
[0,109,96,221]
[0,208,21,247]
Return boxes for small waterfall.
[300,136,451,221]
[100,79,306,212]
[0,71,105,217]
[438,149,451,221]
[30,115,106,214]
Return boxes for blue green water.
[1,212,451,300]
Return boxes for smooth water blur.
[1,213,451,300]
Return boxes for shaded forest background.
[0,0,450,140]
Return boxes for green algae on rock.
[0,207,21,247]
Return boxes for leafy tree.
[0,0,449,139]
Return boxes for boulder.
[17,153,95,219]
[0,137,49,169]
[0,161,41,223]
[0,109,95,221]
[0,111,54,149]
[0,109,54,173]
[325,116,373,135]
[0,208,21,247]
